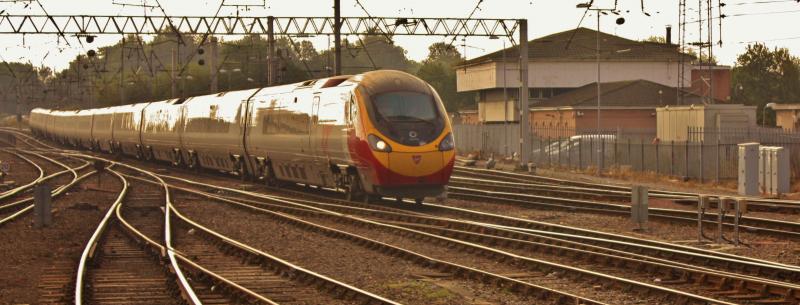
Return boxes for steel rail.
[121,172,405,305]
[146,177,607,305]
[0,162,90,214]
[111,179,281,305]
[155,171,800,273]
[0,149,45,200]
[0,162,94,227]
[64,153,202,305]
[448,187,800,239]
[0,128,60,151]
[170,253,280,305]
[147,174,734,305]
[162,180,800,301]
[74,166,127,305]
[450,176,633,201]
[454,166,800,212]
[428,201,800,272]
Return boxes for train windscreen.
[370,91,444,146]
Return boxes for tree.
[732,43,800,125]
[416,43,473,112]
[643,36,665,44]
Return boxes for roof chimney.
[666,25,672,45]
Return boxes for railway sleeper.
[390,220,799,302]
[262,205,743,304]
[184,196,605,305]
[180,185,726,304]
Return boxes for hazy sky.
[1,0,799,71]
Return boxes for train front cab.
[352,70,455,202]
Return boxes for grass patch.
[385,280,459,304]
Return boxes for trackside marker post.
[697,195,710,243]
[34,183,52,228]
[631,185,648,231]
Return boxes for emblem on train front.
[412,155,421,165]
[409,131,417,138]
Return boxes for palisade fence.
[453,123,800,182]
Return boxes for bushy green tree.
[416,42,473,112]
[732,44,800,125]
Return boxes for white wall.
[457,60,692,92]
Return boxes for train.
[28,70,456,204]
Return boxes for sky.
[1,0,799,71]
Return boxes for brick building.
[456,27,696,123]
[528,79,708,138]
[772,104,800,131]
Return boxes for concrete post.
[267,16,275,86]
[333,0,342,76]
[34,183,52,228]
[518,19,529,169]
[210,37,218,92]
[120,37,125,105]
[697,194,709,243]
[699,140,704,183]
[717,196,729,244]
[171,48,177,98]
[631,185,649,231]
[734,198,747,246]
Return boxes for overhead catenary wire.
[353,0,393,42]
[564,0,593,51]
[447,0,485,48]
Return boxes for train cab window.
[320,77,347,88]
[347,96,358,125]
[367,91,444,146]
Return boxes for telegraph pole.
[267,16,275,86]
[120,37,125,105]
[171,47,177,98]
[210,36,218,92]
[333,0,342,76]
[518,19,530,169]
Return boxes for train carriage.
[31,70,455,203]
[43,110,56,140]
[29,108,46,136]
[52,111,70,145]
[110,103,149,157]
[72,110,94,149]
[180,89,259,173]
[245,83,318,185]
[140,98,186,163]
[91,107,115,152]
[346,71,455,202]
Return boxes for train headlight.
[368,134,392,152]
[439,133,455,151]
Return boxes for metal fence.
[453,123,800,181]
[688,126,800,144]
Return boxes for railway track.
[72,155,404,305]
[453,166,800,214]
[0,150,94,226]
[274,195,800,303]
[446,184,800,239]
[0,149,45,199]
[142,172,768,303]
[7,128,800,304]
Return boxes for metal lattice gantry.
[0,14,531,168]
[0,15,520,42]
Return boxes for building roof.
[770,103,800,110]
[531,79,708,109]
[462,27,694,66]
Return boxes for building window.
[529,88,572,99]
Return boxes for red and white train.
[29,70,456,203]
